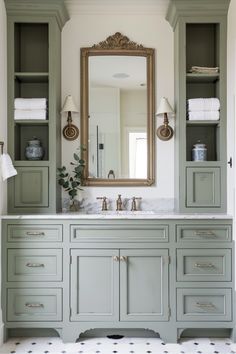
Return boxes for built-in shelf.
[186,73,219,83]
[14,120,49,125]
[186,120,220,126]
[15,72,49,83]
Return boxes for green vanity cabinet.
[166,0,230,213]
[4,0,69,213]
[1,217,234,343]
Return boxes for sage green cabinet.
[1,218,234,343]
[70,249,120,322]
[186,167,221,207]
[120,249,169,322]
[167,0,230,213]
[12,166,49,208]
[70,248,168,323]
[5,0,69,213]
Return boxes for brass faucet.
[96,196,108,211]
[116,194,123,211]
[131,197,142,211]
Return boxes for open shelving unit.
[167,0,230,213]
[5,0,69,213]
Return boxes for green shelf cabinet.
[5,0,69,213]
[166,0,230,213]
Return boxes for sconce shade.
[156,97,174,116]
[61,95,78,113]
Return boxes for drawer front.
[7,288,62,322]
[177,288,232,322]
[71,225,168,243]
[176,225,231,242]
[7,225,63,243]
[8,249,63,282]
[177,249,231,282]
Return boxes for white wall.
[0,0,7,344]
[61,5,175,204]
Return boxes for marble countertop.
[0,212,233,220]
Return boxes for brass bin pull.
[26,231,45,236]
[194,230,216,237]
[26,263,45,268]
[194,263,214,268]
[25,303,44,308]
[195,302,215,309]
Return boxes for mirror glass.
[81,33,155,186]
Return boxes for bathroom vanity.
[1,214,234,343]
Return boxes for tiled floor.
[0,337,235,354]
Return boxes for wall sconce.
[156,97,174,141]
[61,95,79,140]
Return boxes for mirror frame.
[80,32,155,186]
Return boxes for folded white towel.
[188,98,220,112]
[14,98,47,110]
[14,109,47,120]
[190,66,219,73]
[0,153,17,181]
[188,111,220,120]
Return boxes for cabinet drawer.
[7,225,63,242]
[8,249,62,282]
[177,249,231,282]
[71,225,168,243]
[7,288,62,322]
[176,225,231,242]
[177,288,232,322]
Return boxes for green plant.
[57,148,85,201]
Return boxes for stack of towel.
[187,98,220,121]
[189,66,219,74]
[14,98,47,120]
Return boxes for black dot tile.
[95,351,100,353]
[210,342,215,345]
[113,342,118,345]
[146,351,152,353]
[146,342,150,345]
[96,343,101,345]
[10,352,16,353]
[130,351,135,353]
[194,342,199,345]
[15,342,20,345]
[129,342,134,345]
[31,343,36,345]
[28,351,33,354]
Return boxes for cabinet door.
[12,166,49,207]
[70,249,119,322]
[186,167,221,208]
[120,249,169,321]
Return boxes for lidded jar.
[192,141,207,161]
[25,136,44,160]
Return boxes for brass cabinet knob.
[113,256,119,261]
[120,256,127,262]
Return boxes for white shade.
[61,95,78,113]
[156,97,174,116]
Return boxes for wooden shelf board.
[14,72,49,83]
[186,73,219,83]
[14,120,49,125]
[186,120,220,126]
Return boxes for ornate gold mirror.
[81,32,155,186]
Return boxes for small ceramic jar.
[192,142,207,161]
[25,137,44,160]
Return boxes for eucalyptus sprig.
[57,147,85,201]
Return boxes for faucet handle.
[116,194,123,211]
[131,197,142,211]
[96,196,108,211]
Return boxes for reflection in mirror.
[81,33,155,186]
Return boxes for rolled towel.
[188,98,220,112]
[0,153,17,181]
[14,98,47,110]
[14,109,47,120]
[188,111,220,120]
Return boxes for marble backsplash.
[62,197,175,214]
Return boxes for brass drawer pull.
[120,256,127,262]
[26,231,45,236]
[194,230,216,237]
[25,302,44,308]
[194,263,214,268]
[113,256,119,262]
[26,263,45,268]
[195,302,215,309]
